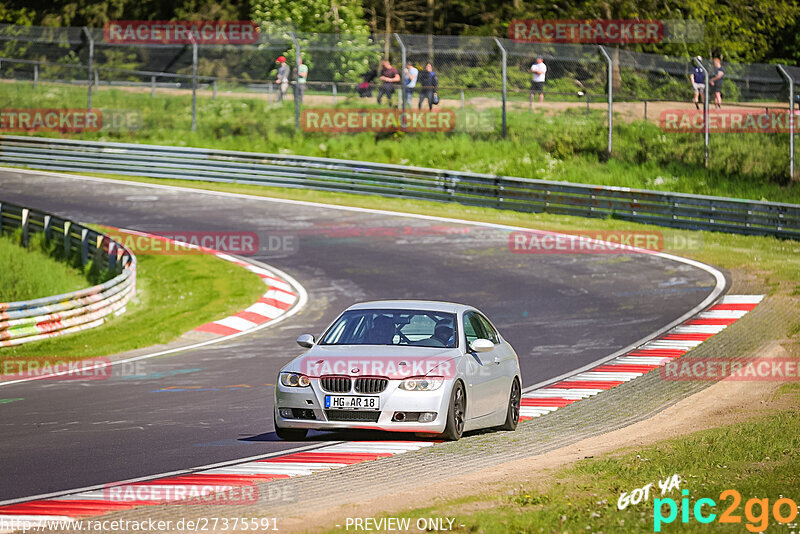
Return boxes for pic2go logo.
[654,489,799,532]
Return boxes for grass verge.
[324,384,800,534]
[4,81,799,202]
[0,247,266,360]
[0,231,92,302]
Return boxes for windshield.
[320,309,458,348]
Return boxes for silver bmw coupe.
[274,300,521,441]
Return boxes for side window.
[462,313,480,345]
[476,314,499,343]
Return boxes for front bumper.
[274,378,451,433]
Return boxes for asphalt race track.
[0,168,724,502]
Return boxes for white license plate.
[325,395,380,410]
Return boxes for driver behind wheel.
[367,315,396,344]
[432,323,454,346]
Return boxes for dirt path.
[277,341,796,532]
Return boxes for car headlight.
[280,372,310,387]
[399,376,444,391]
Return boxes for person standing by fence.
[418,62,438,110]
[294,57,308,105]
[404,60,418,107]
[275,56,289,102]
[377,59,400,106]
[710,57,724,109]
[530,57,547,107]
[690,57,705,110]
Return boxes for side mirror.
[296,334,316,348]
[470,338,494,353]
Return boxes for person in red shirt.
[377,59,400,107]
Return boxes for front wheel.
[498,378,521,431]
[442,382,466,441]
[273,411,308,440]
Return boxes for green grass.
[328,387,800,533]
[5,81,799,203]
[0,246,266,360]
[0,231,91,301]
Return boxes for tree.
[251,0,376,83]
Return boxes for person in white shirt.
[403,60,418,107]
[530,57,547,106]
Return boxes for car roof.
[345,300,473,314]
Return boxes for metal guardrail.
[0,135,798,239]
[0,199,136,346]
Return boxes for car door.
[462,311,501,418]
[474,313,516,409]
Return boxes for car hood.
[284,344,462,379]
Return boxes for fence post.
[494,38,507,138]
[191,37,198,132]
[151,76,156,97]
[290,32,301,131]
[83,27,94,111]
[33,63,38,88]
[213,79,217,100]
[693,56,710,168]
[395,34,406,115]
[332,82,337,105]
[777,65,796,180]
[598,46,613,156]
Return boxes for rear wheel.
[442,382,466,441]
[273,411,308,440]
[499,378,521,431]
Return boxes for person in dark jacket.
[377,59,400,106]
[418,63,438,110]
[358,65,378,98]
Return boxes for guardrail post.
[598,46,614,156]
[777,65,796,180]
[63,220,71,257]
[694,56,710,168]
[83,27,94,110]
[191,37,198,132]
[108,240,117,271]
[494,38,507,138]
[21,208,29,246]
[43,215,51,241]
[80,228,89,265]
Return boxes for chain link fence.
[0,23,797,180]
